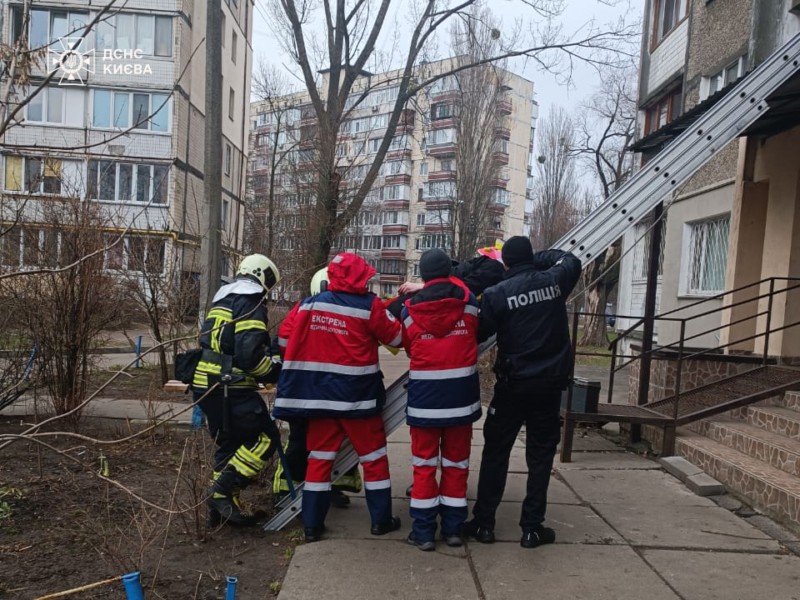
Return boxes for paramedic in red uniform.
[273,253,403,542]
[401,248,481,551]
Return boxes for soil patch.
[0,418,297,599]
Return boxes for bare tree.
[530,107,584,249]
[571,61,636,345]
[247,63,303,256]
[268,0,637,289]
[443,10,509,262]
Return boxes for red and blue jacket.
[273,253,402,419]
[401,279,481,428]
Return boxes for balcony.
[382,199,410,210]
[424,197,453,210]
[497,99,513,114]
[431,116,456,129]
[427,142,456,157]
[492,177,509,189]
[379,273,405,284]
[384,173,411,185]
[382,223,409,235]
[494,126,511,139]
[397,109,416,134]
[493,151,509,166]
[381,247,406,258]
[427,170,456,182]
[386,148,412,161]
[423,222,449,232]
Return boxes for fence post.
[763,278,775,366]
[134,335,143,369]
[607,338,617,404]
[673,321,685,424]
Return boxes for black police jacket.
[478,250,582,386]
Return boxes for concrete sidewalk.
[277,420,800,600]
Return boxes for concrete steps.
[677,390,800,531]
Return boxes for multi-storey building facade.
[247,59,535,298]
[0,0,253,284]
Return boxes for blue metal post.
[121,571,145,600]
[225,576,238,600]
[134,335,143,369]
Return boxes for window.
[382,235,406,249]
[371,114,388,130]
[92,90,170,132]
[493,189,510,206]
[382,185,409,201]
[424,181,455,198]
[416,213,426,226]
[378,260,405,275]
[382,284,396,297]
[368,138,382,153]
[88,160,168,204]
[94,12,172,57]
[388,135,408,151]
[431,103,453,120]
[225,144,233,176]
[25,88,82,125]
[229,88,235,120]
[652,0,687,46]
[124,236,166,273]
[380,161,410,176]
[704,55,747,100]
[21,9,88,49]
[417,233,451,250]
[222,199,230,229]
[644,88,682,135]
[685,215,730,295]
[231,30,238,64]
[3,156,80,195]
[429,128,455,146]
[420,162,428,176]
[221,13,226,47]
[439,159,454,172]
[496,138,510,154]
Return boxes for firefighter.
[192,254,283,527]
[272,267,363,506]
[462,236,582,548]
[273,253,403,542]
[400,249,481,551]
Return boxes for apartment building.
[0,0,253,285]
[247,58,536,298]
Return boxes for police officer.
[193,254,283,527]
[463,236,581,548]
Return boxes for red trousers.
[410,424,472,539]
[304,414,392,528]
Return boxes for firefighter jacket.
[401,279,481,428]
[478,250,582,386]
[192,278,280,393]
[273,253,402,420]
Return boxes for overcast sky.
[251,0,643,157]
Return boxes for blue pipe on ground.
[226,575,238,600]
[122,571,144,600]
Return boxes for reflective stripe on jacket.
[401,279,481,427]
[192,279,278,391]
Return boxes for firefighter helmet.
[310,267,329,295]
[237,254,280,290]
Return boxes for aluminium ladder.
[264,32,800,531]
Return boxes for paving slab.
[642,549,800,600]
[685,472,726,496]
[278,539,479,600]
[487,502,624,545]
[465,473,580,504]
[659,456,704,482]
[558,469,717,507]
[555,450,660,470]
[593,504,780,551]
[562,431,624,452]
[469,543,680,600]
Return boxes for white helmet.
[237,254,280,290]
[310,267,329,295]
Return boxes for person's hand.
[398,281,424,295]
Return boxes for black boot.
[207,467,258,527]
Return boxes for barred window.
[686,215,730,294]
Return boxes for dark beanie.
[502,236,534,267]
[419,248,452,281]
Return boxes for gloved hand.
[257,356,282,384]
[270,335,282,356]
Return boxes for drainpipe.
[121,571,145,600]
[226,575,238,600]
